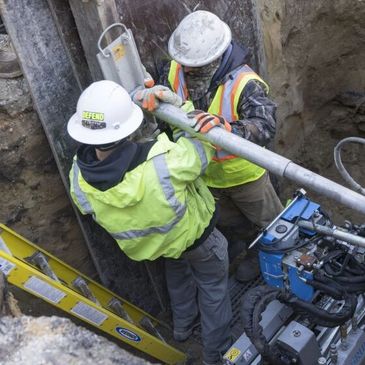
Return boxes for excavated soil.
[258,0,365,223]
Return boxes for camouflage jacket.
[158,42,277,147]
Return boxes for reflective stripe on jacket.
[168,60,268,188]
[69,133,216,261]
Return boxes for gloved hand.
[187,110,232,133]
[134,85,182,112]
[143,77,155,88]
[142,66,155,88]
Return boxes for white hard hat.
[67,80,143,145]
[168,10,232,67]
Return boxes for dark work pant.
[165,228,232,363]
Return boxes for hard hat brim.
[67,103,144,145]
[168,21,232,67]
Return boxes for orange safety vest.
[168,61,269,188]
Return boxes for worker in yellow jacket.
[156,10,284,282]
[68,80,232,365]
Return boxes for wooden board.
[46,0,92,90]
[68,0,120,81]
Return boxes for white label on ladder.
[71,302,108,326]
[24,276,66,303]
[0,237,12,255]
[0,257,15,276]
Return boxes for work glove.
[187,110,232,134]
[143,68,155,88]
[134,85,183,112]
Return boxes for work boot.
[235,248,261,283]
[202,336,233,365]
[0,35,22,78]
[173,317,200,342]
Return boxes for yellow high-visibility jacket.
[70,133,215,261]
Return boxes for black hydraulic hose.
[242,282,357,362]
[297,274,357,323]
[317,274,365,293]
[322,250,365,281]
[241,286,288,365]
[334,274,365,283]
[321,250,344,264]
[349,256,365,272]
[309,280,343,300]
[330,253,351,276]
[345,265,365,275]
[282,291,357,326]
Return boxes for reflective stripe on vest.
[189,138,208,173]
[168,61,188,100]
[72,163,93,214]
[213,65,269,122]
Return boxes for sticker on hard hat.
[81,111,106,130]
[82,111,104,121]
[81,120,106,130]
[115,327,141,342]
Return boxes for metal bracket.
[97,23,130,58]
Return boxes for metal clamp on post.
[96,23,147,93]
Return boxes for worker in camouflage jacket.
[156,10,284,282]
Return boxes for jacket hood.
[210,41,250,90]
[76,140,155,197]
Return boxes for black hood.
[210,41,250,91]
[76,140,155,191]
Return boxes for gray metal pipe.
[151,104,365,216]
[298,221,365,248]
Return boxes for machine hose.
[334,137,365,195]
[322,251,365,291]
[242,283,357,362]
[282,290,356,327]
[241,285,289,365]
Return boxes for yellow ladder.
[0,223,186,364]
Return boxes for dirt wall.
[0,76,95,278]
[257,0,365,222]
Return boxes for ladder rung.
[140,316,166,343]
[28,251,60,283]
[108,297,135,323]
[73,276,100,305]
